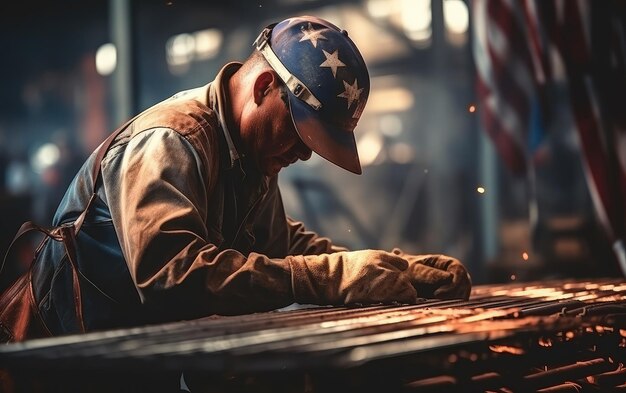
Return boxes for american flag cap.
[254,15,370,174]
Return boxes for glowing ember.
[522,252,529,260]
[468,105,476,113]
[565,331,575,339]
[489,345,525,355]
[538,337,552,347]
[620,329,626,337]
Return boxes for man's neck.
[224,66,246,154]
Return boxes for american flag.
[471,0,626,274]
[472,0,539,175]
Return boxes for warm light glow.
[193,28,223,60]
[401,0,430,31]
[389,143,415,164]
[366,87,414,113]
[477,187,485,194]
[357,131,384,167]
[468,104,476,113]
[379,114,403,137]
[444,0,468,46]
[489,345,525,355]
[538,337,552,347]
[366,0,394,19]
[596,325,614,333]
[31,143,60,173]
[166,33,195,67]
[165,28,223,75]
[510,274,516,281]
[95,43,116,76]
[400,0,432,46]
[522,252,529,260]
[444,0,469,34]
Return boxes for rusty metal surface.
[1,278,625,392]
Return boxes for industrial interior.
[0,1,625,392]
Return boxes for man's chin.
[263,161,284,177]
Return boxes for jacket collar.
[208,62,244,169]
[207,62,271,193]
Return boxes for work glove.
[289,249,418,305]
[392,248,472,300]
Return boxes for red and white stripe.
[473,0,536,175]
[546,0,626,273]
[472,0,626,273]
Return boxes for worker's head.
[235,15,370,177]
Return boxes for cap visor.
[289,95,362,175]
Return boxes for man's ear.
[253,71,275,105]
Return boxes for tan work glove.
[392,248,472,300]
[289,249,419,305]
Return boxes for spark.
[538,337,552,347]
[489,345,524,355]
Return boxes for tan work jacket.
[32,63,345,335]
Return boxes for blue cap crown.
[254,16,370,174]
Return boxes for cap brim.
[289,95,362,175]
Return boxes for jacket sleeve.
[251,177,349,257]
[101,128,299,320]
[286,217,349,255]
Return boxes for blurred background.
[0,0,624,292]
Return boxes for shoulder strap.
[73,115,138,235]
[0,115,137,279]
[0,115,139,334]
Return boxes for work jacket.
[31,63,345,336]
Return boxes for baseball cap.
[254,16,370,174]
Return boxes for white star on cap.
[337,79,364,109]
[320,49,346,78]
[299,22,327,48]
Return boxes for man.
[25,15,471,337]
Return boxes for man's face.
[242,86,312,177]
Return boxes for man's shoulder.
[133,86,218,139]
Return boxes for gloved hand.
[288,249,418,305]
[392,248,472,300]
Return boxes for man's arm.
[251,178,348,256]
[102,129,418,321]
[286,217,349,254]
